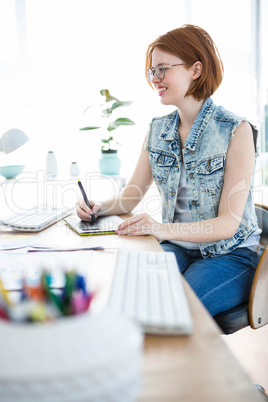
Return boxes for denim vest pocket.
[196,154,224,194]
[149,151,176,184]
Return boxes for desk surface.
[1,217,265,402]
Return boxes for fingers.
[76,199,101,222]
[116,214,163,238]
[116,214,151,236]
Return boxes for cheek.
[175,78,192,95]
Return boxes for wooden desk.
[1,218,265,402]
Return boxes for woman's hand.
[76,199,101,222]
[116,213,164,241]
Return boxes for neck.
[179,97,204,126]
[177,97,205,141]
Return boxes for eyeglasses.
[147,63,185,82]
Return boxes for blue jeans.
[161,241,260,317]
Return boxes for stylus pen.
[77,180,97,223]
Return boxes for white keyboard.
[109,247,193,336]
[0,205,74,232]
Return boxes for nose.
[151,72,161,85]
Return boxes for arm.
[100,146,153,215]
[76,141,153,221]
[117,121,256,242]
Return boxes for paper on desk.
[0,234,34,250]
[0,250,93,290]
[27,245,105,252]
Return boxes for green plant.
[80,89,135,151]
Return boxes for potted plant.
[80,89,135,175]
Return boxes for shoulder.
[212,103,243,123]
[226,120,256,163]
[232,120,255,143]
[211,102,257,146]
[145,109,179,149]
[151,109,178,123]
[150,109,178,132]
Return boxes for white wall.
[0,0,262,180]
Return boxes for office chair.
[214,204,268,399]
[214,203,268,334]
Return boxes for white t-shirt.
[169,164,261,252]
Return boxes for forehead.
[151,48,181,66]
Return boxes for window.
[0,0,266,192]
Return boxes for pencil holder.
[0,310,143,402]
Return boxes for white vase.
[46,151,58,179]
[69,161,80,177]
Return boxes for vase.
[46,151,58,179]
[98,150,121,175]
[69,161,80,177]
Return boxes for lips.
[156,86,167,96]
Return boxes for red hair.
[145,24,224,101]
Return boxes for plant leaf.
[107,122,119,132]
[101,108,112,117]
[113,118,135,126]
[109,100,133,112]
[101,136,113,144]
[100,89,119,102]
[80,126,101,131]
[82,105,93,114]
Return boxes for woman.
[76,24,260,317]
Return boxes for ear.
[192,61,202,80]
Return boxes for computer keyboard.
[0,205,74,232]
[109,247,193,336]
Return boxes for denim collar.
[184,98,216,151]
[158,110,179,141]
[158,98,216,149]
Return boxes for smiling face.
[151,47,196,108]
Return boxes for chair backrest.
[248,204,268,329]
[255,204,268,245]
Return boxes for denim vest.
[145,98,258,258]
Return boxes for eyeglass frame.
[147,63,185,82]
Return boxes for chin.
[160,97,172,106]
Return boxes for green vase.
[99,150,121,175]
